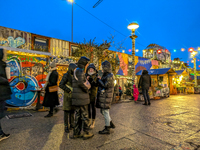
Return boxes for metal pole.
[130,31,137,85]
[194,58,197,87]
[72,2,74,42]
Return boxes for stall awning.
[0,46,52,56]
[136,68,177,75]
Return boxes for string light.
[198,47,200,51]
[189,47,194,52]
[174,49,176,52]
[128,49,131,52]
[136,49,139,52]
[181,48,185,51]
[122,50,125,53]
[191,60,194,63]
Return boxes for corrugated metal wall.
[0,26,31,50]
[50,39,69,57]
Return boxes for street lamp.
[191,51,198,86]
[128,22,139,85]
[68,0,74,42]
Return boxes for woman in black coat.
[86,63,98,129]
[43,62,59,117]
[59,63,77,133]
[96,60,115,134]
[0,48,12,141]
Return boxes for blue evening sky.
[0,0,200,67]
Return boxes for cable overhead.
[93,0,103,8]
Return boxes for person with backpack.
[59,63,77,133]
[0,48,12,142]
[96,61,115,134]
[138,70,151,105]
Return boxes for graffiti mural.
[6,54,47,107]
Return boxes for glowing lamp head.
[157,49,162,54]
[191,51,198,57]
[68,0,73,2]
[128,22,139,31]
[189,47,194,52]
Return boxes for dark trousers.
[88,102,96,119]
[64,110,74,127]
[74,105,90,135]
[49,106,54,114]
[142,89,150,104]
[0,101,6,135]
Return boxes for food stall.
[174,70,189,93]
[136,68,177,99]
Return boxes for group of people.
[42,56,115,140]
[0,47,152,142]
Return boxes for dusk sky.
[0,0,200,67]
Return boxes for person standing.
[0,48,12,141]
[43,62,59,117]
[96,60,115,134]
[71,56,94,140]
[138,70,151,105]
[119,85,123,100]
[59,63,77,133]
[86,63,98,129]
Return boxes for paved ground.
[0,94,200,150]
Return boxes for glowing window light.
[136,49,139,52]
[181,48,185,51]
[174,49,176,52]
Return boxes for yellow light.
[198,47,200,51]
[127,22,139,31]
[136,49,139,52]
[68,0,73,2]
[181,48,185,51]
[122,50,125,53]
[143,50,146,53]
[150,49,153,53]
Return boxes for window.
[32,34,50,52]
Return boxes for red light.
[165,49,168,52]
[157,49,162,54]
[189,47,194,52]
[199,65,200,68]
[198,59,200,61]
[129,49,131,52]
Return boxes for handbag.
[49,85,58,92]
[74,69,91,89]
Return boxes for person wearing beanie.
[0,48,12,142]
[42,61,59,117]
[96,60,115,134]
[59,63,77,133]
[86,63,98,129]
[71,56,94,140]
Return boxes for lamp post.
[68,0,74,42]
[191,51,198,87]
[128,22,139,85]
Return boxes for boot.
[65,126,70,133]
[0,132,10,142]
[44,113,53,118]
[99,126,110,134]
[148,102,151,105]
[110,121,115,129]
[90,119,95,129]
[143,103,147,105]
[83,131,94,140]
[71,134,83,139]
[88,118,92,127]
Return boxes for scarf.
[44,67,57,89]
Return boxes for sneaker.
[44,113,53,118]
[0,133,10,142]
[83,131,94,140]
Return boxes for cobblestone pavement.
[0,94,200,150]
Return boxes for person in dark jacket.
[86,63,98,129]
[71,56,94,140]
[59,63,77,133]
[0,48,12,142]
[96,60,115,134]
[42,62,59,117]
[138,70,151,105]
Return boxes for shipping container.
[0,26,31,50]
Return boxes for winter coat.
[59,63,77,111]
[43,70,59,107]
[96,61,114,109]
[0,49,12,101]
[133,85,139,101]
[72,56,90,106]
[86,63,98,103]
[138,70,151,90]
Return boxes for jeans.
[64,110,74,127]
[88,102,96,119]
[73,105,90,135]
[142,89,150,104]
[0,101,6,135]
[100,109,111,126]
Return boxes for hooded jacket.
[0,48,12,101]
[138,70,151,90]
[96,61,114,109]
[86,63,98,103]
[72,56,90,106]
[59,63,77,110]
